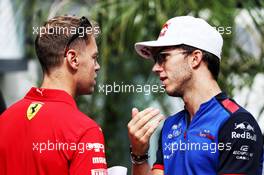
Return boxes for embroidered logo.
[26,102,43,120]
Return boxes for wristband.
[130,146,149,165]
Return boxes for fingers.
[128,108,159,133]
[128,107,164,132]
[131,107,139,118]
[128,107,164,139]
[146,113,165,126]
[129,117,164,155]
[142,120,161,141]
[135,109,160,130]
[135,114,164,141]
[128,107,154,126]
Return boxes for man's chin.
[77,87,94,96]
[166,88,182,97]
[86,87,94,95]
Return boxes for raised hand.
[128,107,165,155]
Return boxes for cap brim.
[135,40,179,59]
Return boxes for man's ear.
[190,50,203,68]
[65,49,79,70]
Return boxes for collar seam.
[24,96,77,108]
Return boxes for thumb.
[131,107,139,118]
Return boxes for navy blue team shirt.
[153,92,263,175]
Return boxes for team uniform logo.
[92,157,107,164]
[167,123,182,139]
[26,102,43,120]
[231,122,256,160]
[198,129,215,141]
[91,169,107,175]
[231,122,256,141]
[234,122,254,132]
[232,145,254,161]
[159,22,171,37]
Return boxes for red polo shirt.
[0,87,107,175]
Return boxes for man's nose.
[95,61,100,71]
[152,63,163,75]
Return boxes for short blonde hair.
[35,15,99,73]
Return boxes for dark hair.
[177,44,220,80]
[35,16,98,74]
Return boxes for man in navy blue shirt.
[127,16,263,175]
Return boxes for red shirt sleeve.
[69,127,107,175]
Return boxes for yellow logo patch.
[26,102,43,120]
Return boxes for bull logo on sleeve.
[232,121,256,141]
[26,102,44,120]
[234,122,254,132]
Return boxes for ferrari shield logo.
[26,102,43,120]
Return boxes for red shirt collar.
[24,87,77,109]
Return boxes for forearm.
[132,161,152,175]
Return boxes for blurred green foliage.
[14,0,264,172]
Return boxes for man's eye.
[154,53,167,64]
[160,53,168,60]
[92,55,99,64]
[94,54,99,59]
[156,53,168,64]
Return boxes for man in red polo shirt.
[0,16,107,175]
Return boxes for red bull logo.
[159,22,171,37]
[234,122,254,132]
[232,122,256,141]
[231,131,257,141]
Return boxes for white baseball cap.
[135,16,223,59]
